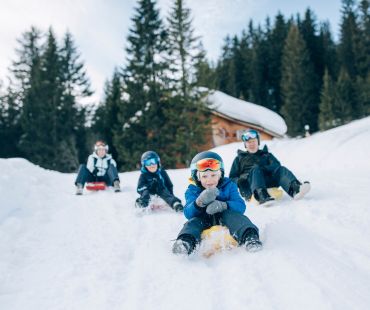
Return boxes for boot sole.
[294,182,311,200]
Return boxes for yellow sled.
[200,225,238,258]
[249,187,284,206]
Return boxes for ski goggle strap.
[191,158,223,172]
[241,130,258,142]
[143,158,158,166]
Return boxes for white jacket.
[86,153,117,177]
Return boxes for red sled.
[85,182,107,191]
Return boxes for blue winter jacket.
[183,177,246,220]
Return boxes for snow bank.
[1,117,370,310]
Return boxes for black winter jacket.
[229,145,281,184]
[137,168,174,195]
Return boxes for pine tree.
[357,0,370,78]
[356,1,370,116]
[0,83,23,157]
[194,42,216,89]
[238,30,253,101]
[58,31,93,170]
[266,12,289,112]
[114,0,169,170]
[11,27,46,166]
[299,9,321,111]
[280,24,317,136]
[93,69,123,163]
[216,36,234,95]
[334,67,357,123]
[250,24,271,108]
[318,22,339,79]
[319,69,336,130]
[165,0,211,166]
[11,27,92,171]
[338,0,361,78]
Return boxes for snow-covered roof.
[207,90,287,137]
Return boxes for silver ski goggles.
[241,130,258,142]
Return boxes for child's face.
[146,164,158,173]
[199,170,221,189]
[245,138,259,153]
[96,147,107,158]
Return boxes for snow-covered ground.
[1,117,370,310]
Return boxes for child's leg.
[270,166,298,194]
[247,166,267,193]
[157,188,181,207]
[75,164,95,186]
[177,217,212,246]
[238,179,252,200]
[220,209,259,244]
[104,164,120,186]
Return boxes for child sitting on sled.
[172,151,262,255]
[74,140,121,195]
[135,151,183,212]
[229,129,311,205]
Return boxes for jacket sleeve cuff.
[194,201,204,211]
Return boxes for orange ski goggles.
[192,158,223,172]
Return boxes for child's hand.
[196,188,219,208]
[206,200,227,215]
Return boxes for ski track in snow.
[1,117,370,310]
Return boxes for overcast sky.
[0,0,342,102]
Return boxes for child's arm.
[229,156,240,183]
[86,155,96,174]
[110,158,117,167]
[137,173,149,195]
[225,182,247,214]
[183,185,204,219]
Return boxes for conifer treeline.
[0,0,368,171]
[199,0,369,135]
[0,27,92,171]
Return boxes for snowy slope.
[1,117,370,310]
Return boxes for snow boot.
[255,188,275,206]
[113,180,121,192]
[242,229,263,252]
[135,197,148,208]
[172,235,195,255]
[172,201,184,212]
[290,180,311,200]
[76,183,83,195]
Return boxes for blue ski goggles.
[241,130,258,142]
[143,158,158,166]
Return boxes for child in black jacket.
[135,151,183,212]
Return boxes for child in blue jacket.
[172,151,262,255]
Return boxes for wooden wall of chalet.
[210,114,273,147]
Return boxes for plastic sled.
[249,187,283,206]
[85,182,107,191]
[200,225,238,258]
[148,195,171,211]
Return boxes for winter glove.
[172,201,184,212]
[195,188,219,208]
[239,173,249,182]
[206,200,228,215]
